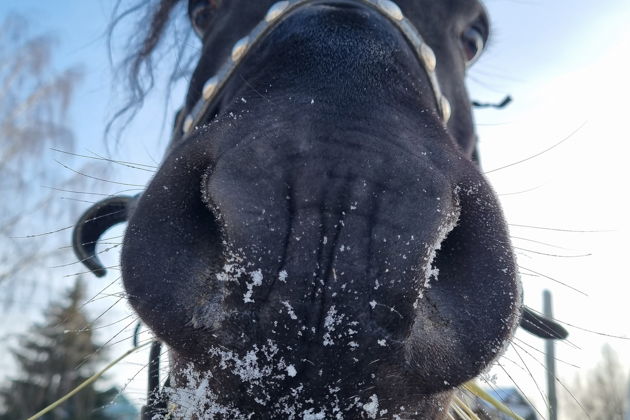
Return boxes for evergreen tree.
[0,278,116,420]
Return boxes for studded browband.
[174,0,452,141]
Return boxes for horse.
[73,0,567,418]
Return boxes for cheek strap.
[72,195,138,277]
[520,307,568,340]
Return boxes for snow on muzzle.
[204,169,518,391]
[121,129,520,395]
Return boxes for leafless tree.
[561,344,629,420]
[0,15,103,306]
[0,278,119,420]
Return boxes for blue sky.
[1,0,630,416]
[469,1,630,415]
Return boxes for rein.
[172,0,452,144]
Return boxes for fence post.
[544,290,558,420]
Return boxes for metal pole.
[544,290,558,420]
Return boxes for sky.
[1,0,629,418]
[470,0,630,415]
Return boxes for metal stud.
[202,76,219,100]
[265,1,290,23]
[420,43,436,73]
[175,0,454,140]
[183,115,194,133]
[231,36,250,62]
[440,96,451,123]
[377,0,404,21]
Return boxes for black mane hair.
[106,0,195,141]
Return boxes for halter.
[174,0,452,142]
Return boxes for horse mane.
[106,0,193,141]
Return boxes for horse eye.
[191,1,220,39]
[460,26,484,65]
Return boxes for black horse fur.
[73,0,565,418]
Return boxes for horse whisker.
[484,122,585,174]
[497,363,546,420]
[509,223,611,234]
[50,244,121,269]
[498,185,543,196]
[528,307,629,340]
[43,185,142,197]
[510,235,577,251]
[63,265,121,278]
[64,314,136,333]
[509,340,592,420]
[510,343,550,411]
[512,337,580,369]
[54,159,145,187]
[518,265,588,296]
[513,246,591,258]
[9,224,74,239]
[82,276,121,306]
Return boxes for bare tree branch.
[0,14,107,305]
[561,345,629,420]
